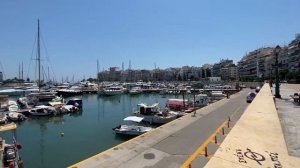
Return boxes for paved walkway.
[205,84,300,168]
[273,84,300,157]
[69,89,250,168]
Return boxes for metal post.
[193,90,196,116]
[214,136,217,144]
[205,147,208,157]
[182,91,185,109]
[274,45,281,98]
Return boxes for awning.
[166,101,183,107]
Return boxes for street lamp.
[274,45,281,98]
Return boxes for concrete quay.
[205,84,300,168]
[273,84,300,158]
[69,88,250,168]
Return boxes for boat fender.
[8,161,14,168]
[17,144,22,150]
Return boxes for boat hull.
[103,91,124,96]
[134,114,177,124]
[114,125,151,136]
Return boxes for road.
[151,88,251,168]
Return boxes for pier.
[69,83,300,168]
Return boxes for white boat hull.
[114,125,152,136]
[134,114,177,124]
[103,90,124,96]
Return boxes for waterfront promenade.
[205,84,300,168]
[274,84,300,158]
[69,88,250,168]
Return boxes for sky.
[0,0,299,82]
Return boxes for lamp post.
[274,45,281,98]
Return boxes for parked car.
[250,86,255,89]
[255,86,261,93]
[246,92,256,103]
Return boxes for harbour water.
[1,93,188,168]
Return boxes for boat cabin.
[137,103,160,115]
[66,98,82,108]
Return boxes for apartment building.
[287,34,300,73]
[238,48,274,79]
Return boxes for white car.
[246,92,256,103]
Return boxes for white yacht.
[133,103,177,124]
[103,86,125,96]
[28,105,56,116]
[57,86,82,96]
[113,116,152,136]
[129,87,142,95]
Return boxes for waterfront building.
[287,34,300,73]
[238,48,274,80]
[200,64,212,79]
[220,64,238,81]
[212,59,234,78]
[207,77,221,82]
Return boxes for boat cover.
[123,116,144,122]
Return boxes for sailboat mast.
[37,19,41,91]
[97,60,100,91]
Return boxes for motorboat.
[0,113,8,125]
[57,86,82,96]
[133,103,177,124]
[103,86,125,96]
[210,91,226,102]
[59,105,79,113]
[6,100,19,113]
[0,89,24,96]
[47,102,79,114]
[26,91,57,105]
[129,87,142,95]
[6,112,27,122]
[194,94,210,107]
[159,88,168,95]
[0,123,24,168]
[0,96,9,112]
[28,105,56,116]
[66,98,82,108]
[113,116,152,136]
[165,99,192,111]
